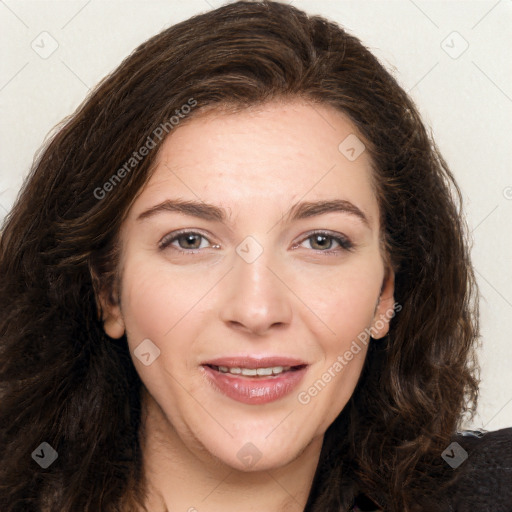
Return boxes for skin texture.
[100,100,395,512]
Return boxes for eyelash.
[159,229,354,255]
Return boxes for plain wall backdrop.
[1,0,511,430]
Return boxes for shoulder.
[351,428,512,512]
[353,428,512,512]
[435,427,512,511]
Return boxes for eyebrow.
[136,198,371,229]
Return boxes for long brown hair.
[0,1,480,510]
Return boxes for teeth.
[215,365,291,376]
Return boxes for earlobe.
[371,267,396,340]
[103,307,126,339]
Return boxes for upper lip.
[202,356,308,369]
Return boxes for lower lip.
[201,365,308,405]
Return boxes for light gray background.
[1,0,511,430]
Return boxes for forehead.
[132,100,379,227]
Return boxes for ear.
[99,294,126,339]
[95,284,126,340]
[370,266,396,340]
[89,260,126,339]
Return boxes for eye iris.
[180,234,201,249]
[311,234,332,250]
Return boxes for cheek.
[118,256,202,353]
[296,273,376,431]
[118,258,209,404]
[295,254,383,342]
[292,255,381,417]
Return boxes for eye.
[159,230,214,252]
[295,231,354,254]
[159,229,354,255]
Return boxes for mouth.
[200,357,309,405]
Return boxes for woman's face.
[101,100,395,471]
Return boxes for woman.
[1,1,510,511]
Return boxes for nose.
[219,243,293,336]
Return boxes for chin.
[203,434,306,473]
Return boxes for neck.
[138,388,323,512]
